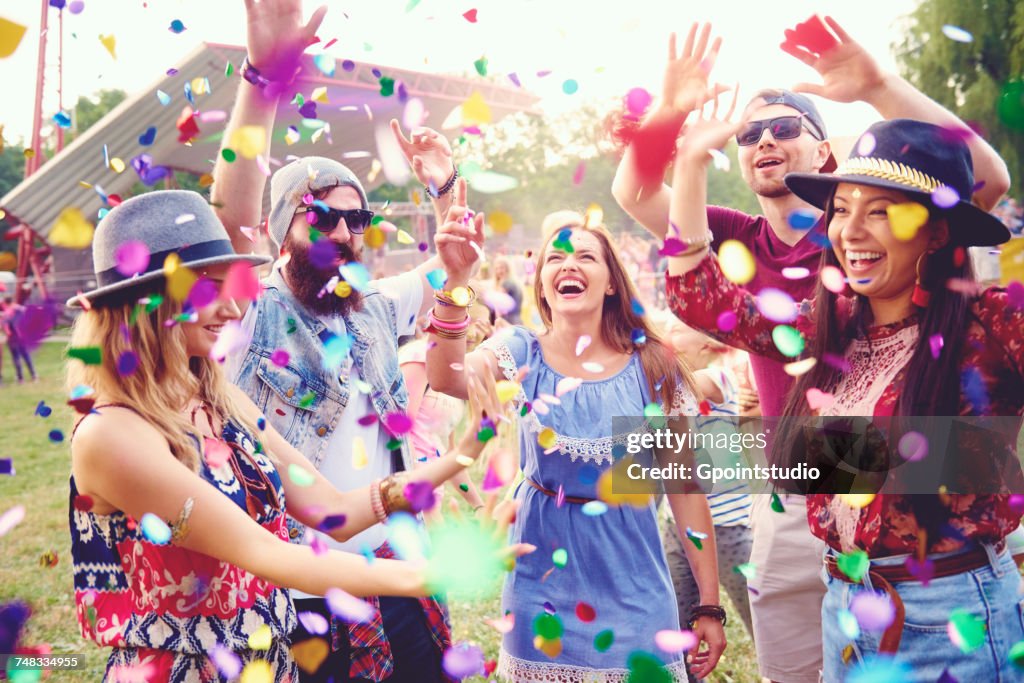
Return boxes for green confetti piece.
[67,346,102,365]
[772,324,805,357]
[835,549,869,582]
[474,56,488,76]
[687,535,703,551]
[291,93,305,106]
[371,215,384,225]
[225,61,233,77]
[552,548,568,568]
[733,562,756,580]
[286,318,297,334]
[948,609,987,653]
[288,463,316,487]
[1009,639,1024,668]
[145,295,164,313]
[594,629,614,652]
[770,492,786,513]
[476,426,495,442]
[379,77,395,97]
[520,404,530,417]
[459,483,469,492]
[298,391,316,408]
[221,148,236,162]
[532,613,563,639]
[386,437,403,451]
[625,651,672,683]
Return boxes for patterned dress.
[666,255,1024,556]
[481,327,697,683]
[70,411,297,682]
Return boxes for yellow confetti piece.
[311,86,330,104]
[719,240,756,285]
[0,209,4,221]
[284,127,301,145]
[240,660,272,683]
[0,18,28,59]
[538,427,557,450]
[495,380,520,404]
[455,454,475,467]
[363,225,385,249]
[839,493,876,509]
[291,637,329,674]
[333,280,352,298]
[99,34,117,59]
[451,286,471,307]
[534,636,562,659]
[487,211,514,234]
[411,189,422,206]
[352,437,368,470]
[163,253,197,302]
[247,623,272,650]
[230,125,267,159]
[368,159,382,184]
[396,228,414,245]
[190,77,209,96]
[50,207,94,249]
[198,173,214,187]
[596,459,655,508]
[784,358,817,377]
[109,157,125,174]
[584,203,603,228]
[78,180,92,189]
[23,149,35,159]
[886,202,929,241]
[461,91,492,126]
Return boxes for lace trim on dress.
[482,340,699,465]
[497,650,687,683]
[822,323,919,418]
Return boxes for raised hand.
[782,15,885,104]
[676,88,743,163]
[434,178,485,284]
[390,120,455,191]
[244,0,327,82]
[660,23,729,116]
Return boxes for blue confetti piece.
[630,328,646,345]
[808,231,832,248]
[577,464,599,485]
[0,458,13,475]
[138,126,157,146]
[50,0,67,9]
[53,111,72,129]
[168,19,186,34]
[847,655,911,683]
[70,384,94,400]
[630,298,645,315]
[339,263,371,291]
[787,208,818,230]
[961,366,989,413]
[426,269,447,290]
[313,53,336,76]
[139,512,171,545]
[317,514,347,532]
[581,501,608,516]
[48,430,65,442]
[35,401,52,418]
[322,333,354,370]
[257,416,266,430]
[183,82,195,109]
[156,90,171,106]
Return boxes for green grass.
[0,341,761,681]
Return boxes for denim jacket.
[231,269,413,541]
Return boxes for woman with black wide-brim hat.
[664,118,1023,679]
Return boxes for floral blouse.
[666,254,1024,556]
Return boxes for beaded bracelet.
[687,604,727,628]
[674,230,714,253]
[426,166,460,199]
[370,479,388,524]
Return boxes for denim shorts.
[821,543,1024,682]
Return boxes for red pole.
[55,6,64,154]
[25,0,50,178]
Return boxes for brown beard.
[281,232,365,317]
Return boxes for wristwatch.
[241,57,272,90]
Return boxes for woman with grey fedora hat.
[65,190,528,681]
[662,112,1024,679]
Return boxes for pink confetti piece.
[575,335,591,356]
[383,411,414,435]
[0,505,26,537]
[655,629,698,654]
[221,261,261,300]
[850,591,895,632]
[555,376,583,397]
[325,587,377,623]
[716,311,737,332]
[203,437,231,468]
[572,161,585,185]
[270,349,290,367]
[115,240,150,277]
[298,611,330,635]
[929,333,944,359]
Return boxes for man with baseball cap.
[612,18,1010,683]
[209,2,483,681]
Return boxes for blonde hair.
[533,210,698,411]
[67,297,265,471]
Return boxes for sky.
[1,0,924,146]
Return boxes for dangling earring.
[911,250,934,308]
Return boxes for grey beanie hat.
[67,190,271,308]
[268,156,369,251]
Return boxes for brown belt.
[525,478,596,505]
[825,541,1004,654]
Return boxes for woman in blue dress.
[428,203,727,682]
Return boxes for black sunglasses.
[300,204,375,235]
[736,115,824,146]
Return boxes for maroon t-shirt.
[707,205,825,417]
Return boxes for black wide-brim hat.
[66,190,271,308]
[785,119,1010,247]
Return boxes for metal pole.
[25,0,50,178]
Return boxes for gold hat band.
[834,156,947,194]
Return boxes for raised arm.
[212,0,326,255]
[784,15,1010,210]
[612,23,725,238]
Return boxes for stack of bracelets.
[370,472,413,524]
[426,285,478,340]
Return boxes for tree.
[895,0,1024,196]
[68,89,128,144]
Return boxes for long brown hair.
[534,211,696,411]
[67,292,265,472]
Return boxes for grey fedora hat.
[66,190,271,308]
